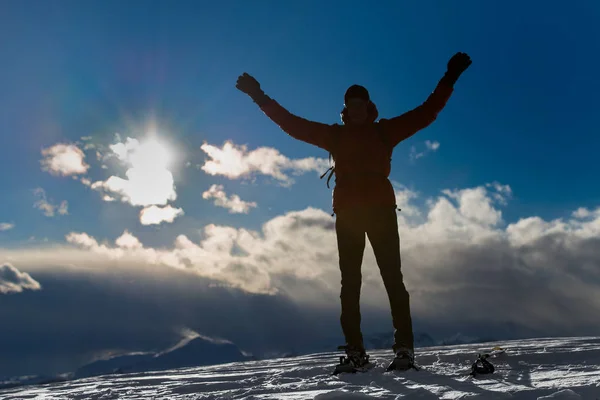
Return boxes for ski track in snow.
[3,337,600,399]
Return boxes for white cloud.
[392,184,421,221]
[33,188,68,217]
[66,232,99,248]
[202,185,257,214]
[410,140,440,161]
[90,137,177,207]
[572,207,600,220]
[200,141,329,186]
[115,231,143,249]
[35,200,55,217]
[58,201,69,216]
[140,205,184,225]
[573,208,591,219]
[425,140,440,151]
[40,143,89,176]
[0,223,15,231]
[0,263,41,294]
[442,186,503,227]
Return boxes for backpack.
[319,121,390,189]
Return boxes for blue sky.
[2,0,600,377]
[1,0,599,244]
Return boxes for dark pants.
[335,206,414,353]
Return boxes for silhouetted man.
[236,52,472,371]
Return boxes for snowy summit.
[2,336,600,399]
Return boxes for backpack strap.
[320,125,341,189]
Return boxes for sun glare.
[104,133,179,207]
[131,138,174,170]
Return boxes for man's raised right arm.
[236,73,335,152]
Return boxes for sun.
[104,133,180,207]
[130,137,174,171]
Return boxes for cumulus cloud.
[33,188,69,217]
[115,230,143,249]
[0,223,15,231]
[200,141,329,186]
[90,137,177,207]
[140,205,184,225]
[441,186,503,227]
[66,232,99,248]
[202,184,257,214]
[572,207,600,220]
[40,143,89,176]
[410,140,440,161]
[0,263,41,294]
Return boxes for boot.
[333,345,371,374]
[387,347,418,371]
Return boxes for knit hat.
[344,85,370,104]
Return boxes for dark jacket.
[259,78,454,213]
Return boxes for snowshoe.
[332,345,374,375]
[469,353,495,376]
[386,348,419,372]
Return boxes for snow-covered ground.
[2,336,600,399]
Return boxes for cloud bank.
[55,181,600,337]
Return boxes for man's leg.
[366,207,414,354]
[335,210,366,351]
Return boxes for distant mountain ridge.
[73,335,250,379]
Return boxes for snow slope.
[2,336,600,399]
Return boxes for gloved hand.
[444,52,472,84]
[236,73,264,99]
